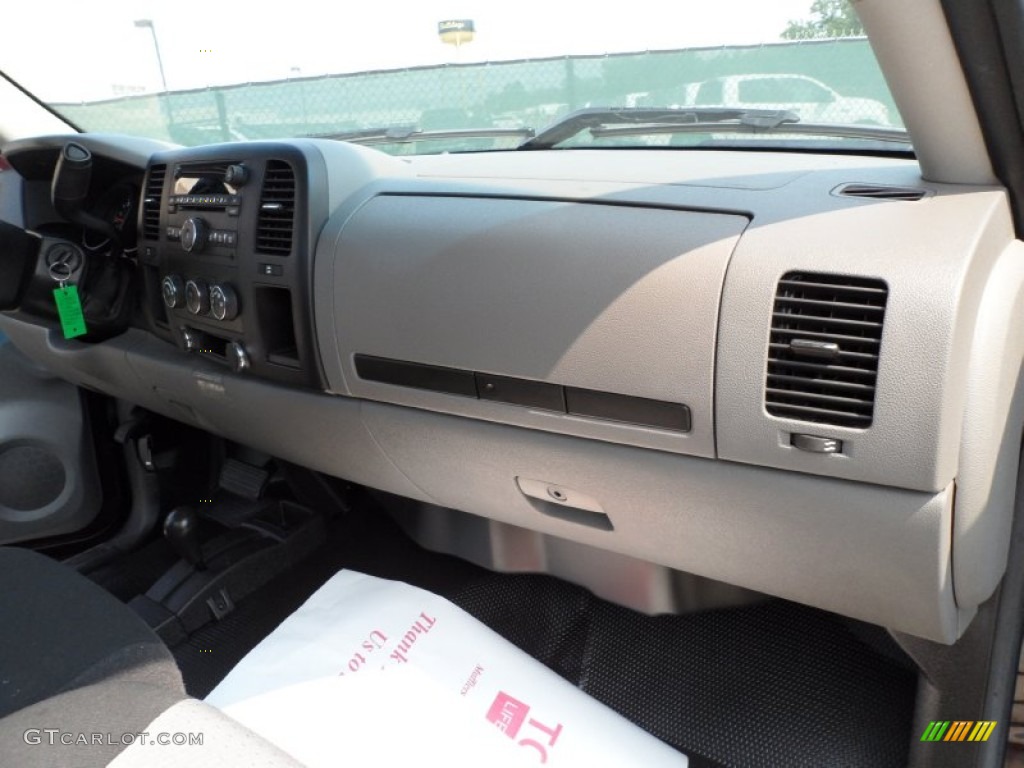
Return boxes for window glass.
[1,0,904,151]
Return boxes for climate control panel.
[162,274,240,321]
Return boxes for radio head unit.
[170,161,247,212]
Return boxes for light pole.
[438,20,475,119]
[290,68,310,135]
[134,19,169,93]
[134,19,173,132]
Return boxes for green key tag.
[53,284,88,339]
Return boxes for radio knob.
[209,283,240,321]
[227,341,250,373]
[224,164,249,187]
[161,274,185,309]
[184,279,210,315]
[180,217,207,253]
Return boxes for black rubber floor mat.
[171,541,343,698]
[447,574,916,768]
[170,507,916,767]
[86,536,178,601]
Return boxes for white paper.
[207,570,686,767]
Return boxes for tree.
[781,0,865,40]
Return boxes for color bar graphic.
[921,721,950,741]
[920,720,997,742]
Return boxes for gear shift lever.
[163,505,206,570]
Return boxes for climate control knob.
[180,217,207,253]
[209,284,240,321]
[184,279,210,315]
[161,274,185,309]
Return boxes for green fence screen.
[53,38,896,145]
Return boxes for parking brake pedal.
[219,458,270,500]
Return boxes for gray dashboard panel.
[124,334,432,502]
[2,141,1020,644]
[324,194,745,458]
[0,318,150,404]
[954,239,1024,606]
[0,318,431,504]
[361,400,960,643]
[716,188,1012,493]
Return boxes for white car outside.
[687,74,891,125]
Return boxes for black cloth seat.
[0,546,186,764]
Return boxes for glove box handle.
[516,477,613,531]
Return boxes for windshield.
[3,0,904,154]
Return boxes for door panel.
[0,332,102,544]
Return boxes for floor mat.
[86,535,178,601]
[171,506,916,768]
[172,540,344,698]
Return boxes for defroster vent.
[835,183,928,202]
[256,160,296,256]
[142,164,166,240]
[765,272,888,429]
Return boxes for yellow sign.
[438,19,475,47]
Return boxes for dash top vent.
[141,164,166,240]
[765,272,888,429]
[835,183,928,201]
[256,160,296,256]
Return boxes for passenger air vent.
[765,272,888,429]
[835,183,928,201]
[256,161,296,256]
[142,164,166,240]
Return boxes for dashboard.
[1,132,1022,645]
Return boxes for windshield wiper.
[518,107,909,149]
[313,126,535,145]
[520,107,797,149]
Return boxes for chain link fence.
[53,38,897,148]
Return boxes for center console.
[137,145,321,388]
